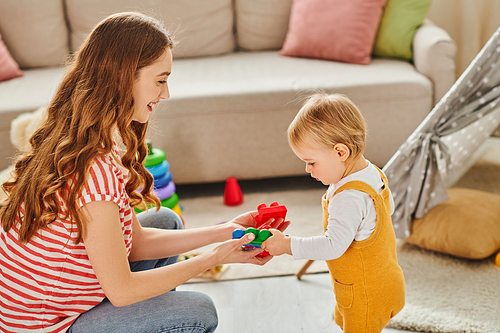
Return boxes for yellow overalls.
[323,169,405,333]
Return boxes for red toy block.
[255,202,287,229]
[254,202,287,257]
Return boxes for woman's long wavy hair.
[0,12,174,244]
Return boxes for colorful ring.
[145,148,166,167]
[154,181,176,200]
[161,192,179,209]
[172,204,182,216]
[154,171,172,188]
[146,160,169,179]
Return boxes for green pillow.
[372,0,432,60]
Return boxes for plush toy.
[179,251,228,279]
[0,166,14,203]
[0,106,47,203]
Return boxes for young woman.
[0,12,287,333]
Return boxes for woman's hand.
[225,210,258,230]
[209,233,273,266]
[225,210,291,233]
[268,218,291,233]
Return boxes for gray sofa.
[0,0,456,184]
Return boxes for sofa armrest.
[413,19,457,106]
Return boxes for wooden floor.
[178,273,410,333]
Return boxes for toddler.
[262,93,405,333]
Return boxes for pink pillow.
[0,33,23,82]
[280,0,387,65]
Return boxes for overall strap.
[329,165,389,201]
[333,180,378,199]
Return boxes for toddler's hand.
[261,229,292,256]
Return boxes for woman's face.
[132,48,173,123]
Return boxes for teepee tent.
[383,27,500,239]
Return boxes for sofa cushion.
[0,0,69,68]
[279,0,386,65]
[0,34,23,82]
[65,0,235,59]
[150,51,432,183]
[235,0,293,51]
[373,0,432,60]
[0,51,433,181]
[0,67,65,170]
[0,67,65,126]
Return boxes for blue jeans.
[69,207,218,333]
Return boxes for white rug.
[387,242,500,333]
[179,184,500,332]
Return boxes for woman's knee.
[137,206,183,230]
[69,291,217,333]
[179,291,218,332]
[153,291,218,333]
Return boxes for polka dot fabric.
[383,27,500,239]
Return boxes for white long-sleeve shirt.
[290,162,394,260]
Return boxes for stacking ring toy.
[154,181,176,200]
[154,171,172,188]
[172,204,182,216]
[146,160,169,179]
[145,148,166,167]
[161,192,179,209]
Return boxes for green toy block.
[244,228,271,246]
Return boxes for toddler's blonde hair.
[288,93,366,161]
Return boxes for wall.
[428,0,500,79]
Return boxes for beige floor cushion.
[406,187,500,259]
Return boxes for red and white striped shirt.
[0,146,133,332]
